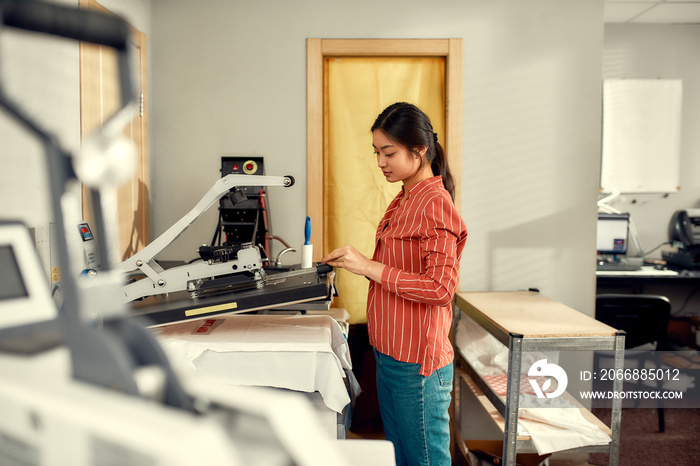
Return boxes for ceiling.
[605,0,700,23]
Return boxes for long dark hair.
[371,102,455,201]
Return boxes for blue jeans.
[374,349,453,466]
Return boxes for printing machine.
[116,172,336,326]
[0,2,350,464]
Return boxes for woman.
[322,102,468,466]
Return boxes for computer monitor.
[596,213,630,255]
[0,221,57,329]
[0,245,28,301]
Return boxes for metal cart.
[452,290,624,466]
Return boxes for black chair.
[594,294,672,432]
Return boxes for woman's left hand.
[321,245,385,282]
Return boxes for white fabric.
[154,314,353,413]
[335,440,396,466]
[455,314,558,375]
[518,407,611,455]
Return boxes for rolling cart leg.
[502,333,523,466]
[608,332,625,466]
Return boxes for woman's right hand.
[321,245,385,283]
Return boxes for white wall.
[149,0,605,315]
[98,0,151,35]
[602,24,700,259]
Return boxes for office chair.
[594,294,672,432]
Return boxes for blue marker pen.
[302,216,313,268]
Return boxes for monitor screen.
[597,213,630,255]
[78,222,94,242]
[0,245,28,301]
[0,222,57,328]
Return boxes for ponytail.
[431,141,455,201]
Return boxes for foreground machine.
[0,2,350,464]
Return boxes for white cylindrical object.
[301,244,313,269]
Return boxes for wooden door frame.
[306,39,463,260]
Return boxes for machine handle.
[0,0,130,49]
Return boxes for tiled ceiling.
[605,0,700,23]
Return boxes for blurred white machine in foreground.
[0,221,352,466]
[0,2,392,465]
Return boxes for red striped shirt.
[367,176,468,376]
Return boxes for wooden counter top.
[455,291,618,339]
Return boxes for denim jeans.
[374,349,453,466]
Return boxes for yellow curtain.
[324,57,445,324]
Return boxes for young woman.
[322,102,468,466]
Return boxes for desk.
[153,314,359,439]
[597,266,700,317]
[596,265,699,282]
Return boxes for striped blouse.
[367,176,468,377]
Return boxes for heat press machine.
[118,172,296,302]
[0,2,348,464]
[117,172,335,326]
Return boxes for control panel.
[217,157,271,257]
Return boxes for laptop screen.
[596,213,630,255]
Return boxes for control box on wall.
[216,157,271,258]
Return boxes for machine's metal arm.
[121,245,264,302]
[118,174,294,301]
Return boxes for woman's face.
[372,130,425,186]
